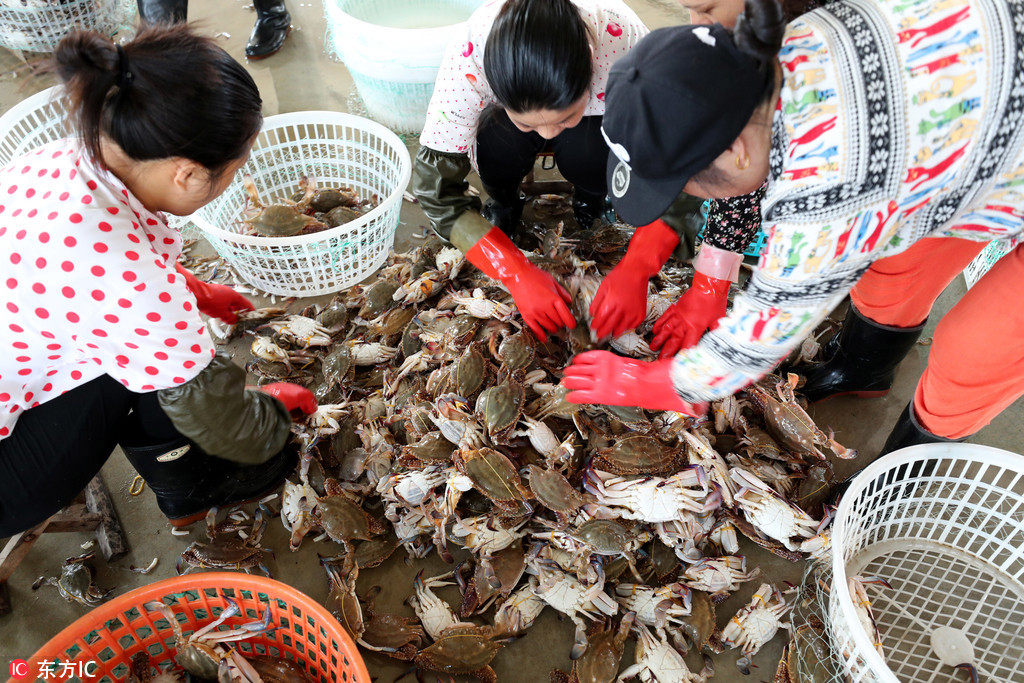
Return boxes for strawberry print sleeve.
[419,18,491,155]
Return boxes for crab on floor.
[718,582,793,673]
[34,552,111,607]
[177,506,272,576]
[617,622,712,682]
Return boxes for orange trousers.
[850,238,1024,439]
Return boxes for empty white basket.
[0,0,135,53]
[830,443,1024,682]
[0,85,69,167]
[184,111,412,297]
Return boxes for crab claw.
[954,663,980,683]
[570,622,588,660]
[735,655,752,675]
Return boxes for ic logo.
[611,161,631,199]
[9,659,29,679]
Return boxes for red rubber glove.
[650,272,731,357]
[650,244,743,357]
[561,350,706,415]
[175,262,254,324]
[257,382,318,417]
[466,226,576,342]
[589,220,680,340]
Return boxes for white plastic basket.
[0,0,136,53]
[184,111,412,297]
[0,85,69,167]
[323,0,486,133]
[963,239,1016,289]
[830,443,1024,682]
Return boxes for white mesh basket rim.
[831,442,1024,682]
[0,85,70,166]
[184,110,411,249]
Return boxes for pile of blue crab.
[183,222,859,683]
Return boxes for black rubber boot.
[137,0,187,23]
[120,428,297,527]
[481,183,526,236]
[830,400,967,503]
[878,400,966,457]
[572,189,615,229]
[245,0,291,59]
[790,304,926,403]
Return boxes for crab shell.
[414,624,501,680]
[247,204,324,237]
[316,491,387,542]
[322,343,355,386]
[476,380,525,438]
[496,329,536,372]
[526,465,583,521]
[571,612,635,683]
[593,435,683,475]
[455,344,487,397]
[358,280,400,320]
[574,519,635,556]
[453,448,532,514]
[398,431,456,468]
[310,186,358,213]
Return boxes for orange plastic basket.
[20,573,369,683]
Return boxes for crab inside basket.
[26,573,369,683]
[184,111,412,298]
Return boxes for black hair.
[46,25,262,181]
[483,0,593,113]
[733,0,787,104]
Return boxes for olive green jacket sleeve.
[157,351,292,464]
[412,146,485,244]
[658,191,707,264]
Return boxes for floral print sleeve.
[703,183,767,252]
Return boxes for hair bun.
[734,0,786,68]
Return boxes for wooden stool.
[0,474,128,616]
[520,151,573,197]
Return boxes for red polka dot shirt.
[419,0,648,165]
[0,140,215,440]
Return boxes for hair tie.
[116,44,133,87]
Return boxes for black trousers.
[0,376,174,536]
[475,109,608,204]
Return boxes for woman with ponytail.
[413,0,648,342]
[564,0,1024,461]
[0,25,317,535]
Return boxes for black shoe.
[572,191,615,229]
[481,195,526,235]
[245,0,291,59]
[829,400,967,503]
[137,0,187,23]
[120,432,297,527]
[789,304,926,403]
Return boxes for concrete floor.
[0,0,1022,680]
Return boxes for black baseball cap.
[601,24,764,226]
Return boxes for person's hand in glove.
[561,350,706,415]
[257,382,318,418]
[466,226,576,342]
[650,244,743,357]
[175,262,254,324]
[589,219,679,340]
